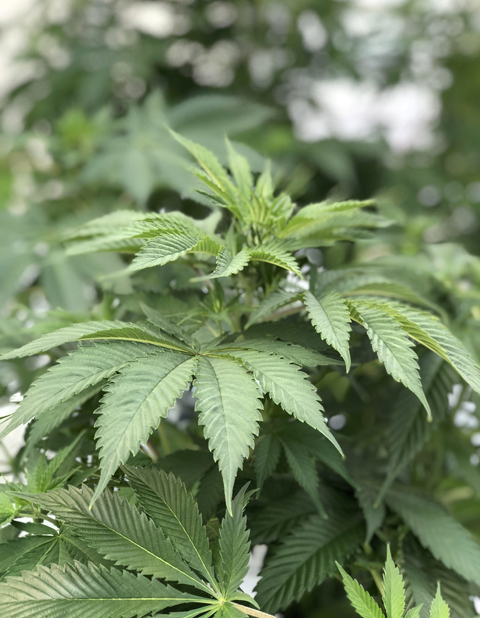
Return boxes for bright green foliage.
[430,586,450,618]
[0,494,16,527]
[1,314,341,509]
[383,546,405,618]
[336,563,384,618]
[338,550,453,618]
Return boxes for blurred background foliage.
[1,0,480,614]
[1,0,480,314]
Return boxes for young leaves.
[430,586,450,618]
[383,546,405,618]
[336,563,384,618]
[338,547,452,618]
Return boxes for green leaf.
[193,356,262,512]
[304,291,352,371]
[218,338,336,367]
[123,466,215,587]
[387,488,480,587]
[405,608,423,618]
[0,561,207,618]
[376,302,480,395]
[246,289,300,328]
[226,137,253,199]
[356,483,385,544]
[92,352,197,502]
[27,383,104,449]
[141,304,195,347]
[280,200,377,237]
[3,342,151,440]
[337,562,384,618]
[250,490,316,545]
[171,131,240,215]
[201,247,251,279]
[0,535,58,578]
[430,585,450,618]
[376,354,455,504]
[217,487,251,598]
[255,511,364,612]
[0,320,189,361]
[30,485,208,592]
[280,434,326,517]
[128,229,204,272]
[249,242,302,276]
[5,538,73,579]
[226,349,341,453]
[347,300,430,417]
[383,545,405,618]
[0,494,16,527]
[254,433,281,490]
[403,535,472,618]
[196,466,224,523]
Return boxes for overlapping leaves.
[0,468,257,618]
[0,312,339,510]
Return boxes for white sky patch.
[290,78,440,153]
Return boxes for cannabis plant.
[1,135,480,617]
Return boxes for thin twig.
[231,602,276,618]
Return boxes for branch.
[231,602,276,618]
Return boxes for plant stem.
[231,602,276,618]
[369,568,384,596]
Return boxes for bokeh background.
[1,0,480,510]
